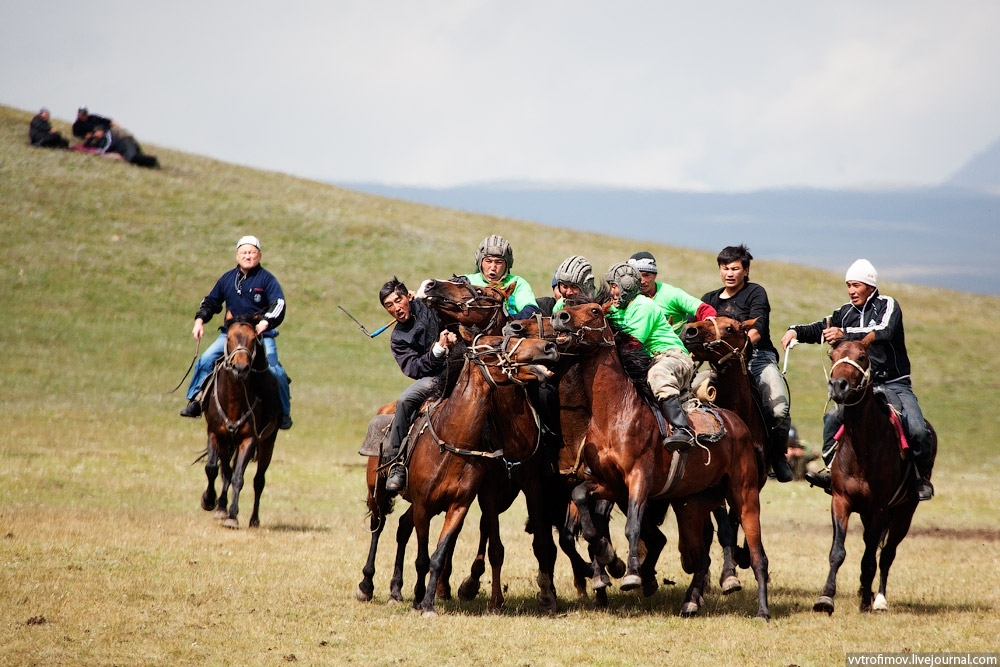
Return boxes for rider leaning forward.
[780,259,934,501]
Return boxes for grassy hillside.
[2,104,999,665]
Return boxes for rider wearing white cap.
[180,235,293,429]
[780,259,934,500]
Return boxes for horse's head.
[460,328,559,385]
[501,314,558,342]
[682,316,756,366]
[828,332,876,405]
[550,299,614,349]
[224,317,262,380]
[417,275,513,334]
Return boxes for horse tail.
[191,448,210,465]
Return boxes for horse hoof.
[222,518,239,529]
[619,574,642,592]
[213,509,228,521]
[755,612,771,622]
[595,588,609,608]
[607,557,627,579]
[536,591,558,615]
[458,578,481,601]
[873,594,888,612]
[356,586,373,602]
[421,609,438,618]
[721,576,743,595]
[641,578,659,598]
[680,602,700,617]
[201,494,216,512]
[814,596,835,615]
[386,596,404,606]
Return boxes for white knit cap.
[236,235,260,250]
[845,259,877,287]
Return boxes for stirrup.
[663,427,694,452]
[916,478,934,501]
[385,464,407,493]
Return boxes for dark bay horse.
[402,331,559,616]
[199,316,281,529]
[550,301,771,619]
[682,316,769,594]
[814,333,937,614]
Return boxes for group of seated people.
[28,107,159,169]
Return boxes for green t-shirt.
[607,294,686,354]
[649,281,704,333]
[465,272,539,316]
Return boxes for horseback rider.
[780,259,934,501]
[701,244,794,483]
[380,277,457,493]
[628,251,716,333]
[605,262,716,451]
[551,255,596,312]
[464,235,541,320]
[180,235,292,429]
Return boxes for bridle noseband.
[426,276,508,333]
[829,354,872,406]
[698,317,750,372]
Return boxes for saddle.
[358,413,393,458]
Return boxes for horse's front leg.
[673,503,712,617]
[248,436,274,528]
[357,502,386,602]
[223,437,256,529]
[201,437,219,512]
[458,511,489,602]
[420,502,473,617]
[874,505,916,612]
[858,512,888,612]
[522,476,559,614]
[558,501,592,599]
[571,482,617,569]
[638,500,670,598]
[815,495,850,615]
[618,491,649,592]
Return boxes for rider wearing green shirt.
[605,262,701,451]
[465,235,540,320]
[628,251,715,333]
[551,255,595,313]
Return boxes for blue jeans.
[748,348,790,426]
[186,333,291,416]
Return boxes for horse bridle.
[829,355,872,406]
[699,316,750,372]
[422,334,545,476]
[427,276,509,333]
[551,308,616,349]
[213,326,272,437]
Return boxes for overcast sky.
[3,1,999,191]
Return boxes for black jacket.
[789,289,911,382]
[390,299,446,380]
[72,113,112,138]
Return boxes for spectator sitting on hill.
[29,108,69,149]
[72,107,112,140]
[83,126,159,168]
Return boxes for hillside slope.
[2,104,997,471]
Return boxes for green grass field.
[2,105,998,666]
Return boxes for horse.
[813,333,937,614]
[199,315,281,529]
[416,277,596,606]
[549,300,771,619]
[681,316,770,595]
[401,330,559,615]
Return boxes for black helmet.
[555,255,594,290]
[604,262,642,307]
[475,235,513,275]
[627,251,658,275]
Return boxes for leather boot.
[769,417,794,483]
[915,459,934,501]
[180,399,202,418]
[660,398,695,452]
[385,464,407,493]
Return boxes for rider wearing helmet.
[628,251,715,333]
[604,262,698,451]
[551,255,595,313]
[465,235,540,320]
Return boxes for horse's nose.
[552,310,570,328]
[424,279,436,290]
[681,325,698,341]
[542,341,559,359]
[828,377,849,399]
[504,321,525,336]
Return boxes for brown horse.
[681,316,769,594]
[401,331,559,616]
[199,315,281,529]
[550,300,771,619]
[417,277,596,606]
[814,333,937,614]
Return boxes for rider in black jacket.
[781,259,933,500]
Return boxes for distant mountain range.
[340,143,1000,296]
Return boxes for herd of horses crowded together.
[193,277,934,620]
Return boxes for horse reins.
[699,316,750,372]
[212,330,276,440]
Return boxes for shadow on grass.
[268,522,332,533]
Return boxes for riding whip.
[338,305,394,338]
